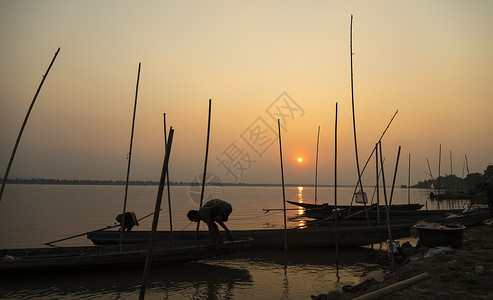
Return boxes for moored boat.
[286,200,424,211]
[87,209,490,248]
[0,239,252,274]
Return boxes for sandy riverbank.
[314,221,493,299]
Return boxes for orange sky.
[0,1,492,186]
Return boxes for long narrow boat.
[88,225,412,248]
[87,209,489,248]
[303,207,464,220]
[0,239,252,273]
[286,200,423,211]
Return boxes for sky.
[0,0,492,186]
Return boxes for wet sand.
[315,221,493,299]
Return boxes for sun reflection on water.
[297,186,306,228]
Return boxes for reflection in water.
[297,186,306,228]
[0,262,252,300]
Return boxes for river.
[0,184,448,299]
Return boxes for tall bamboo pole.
[315,126,320,204]
[0,47,60,204]
[334,103,340,281]
[195,99,212,239]
[120,62,141,246]
[408,153,411,205]
[349,15,369,225]
[375,144,380,225]
[164,113,173,241]
[139,127,174,300]
[438,144,442,195]
[277,119,288,251]
[378,141,394,270]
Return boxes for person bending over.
[187,199,234,245]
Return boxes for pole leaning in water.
[195,99,212,240]
[120,62,141,246]
[277,119,287,251]
[334,102,340,281]
[0,47,61,204]
[315,126,320,204]
[139,127,174,300]
[163,113,173,241]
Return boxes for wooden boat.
[86,210,488,249]
[0,239,252,273]
[88,223,417,248]
[303,207,462,220]
[286,200,423,211]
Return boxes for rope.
[230,210,282,220]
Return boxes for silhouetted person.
[187,199,234,246]
[116,211,139,232]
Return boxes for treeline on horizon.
[2,164,490,189]
[0,178,336,187]
[411,165,492,191]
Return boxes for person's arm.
[206,221,221,243]
[215,217,234,242]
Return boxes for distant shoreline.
[0,178,421,188]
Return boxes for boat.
[302,207,462,220]
[0,239,252,274]
[286,200,423,211]
[88,223,418,248]
[305,208,489,227]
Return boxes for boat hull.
[87,224,413,248]
[0,240,251,273]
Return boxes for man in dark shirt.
[187,199,234,245]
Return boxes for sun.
[297,157,303,163]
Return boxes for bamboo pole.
[353,273,431,300]
[438,144,442,195]
[139,127,174,300]
[426,158,434,180]
[45,210,159,246]
[450,150,453,176]
[346,110,398,216]
[389,146,401,206]
[195,99,212,240]
[164,113,173,241]
[378,141,394,270]
[408,153,411,205]
[120,62,141,246]
[375,144,380,225]
[314,126,320,204]
[349,15,369,225]
[0,47,61,204]
[334,102,340,281]
[277,119,288,251]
